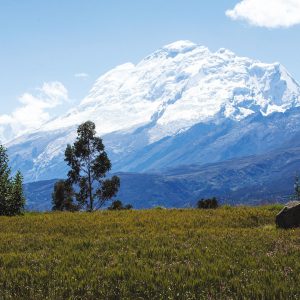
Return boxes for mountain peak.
[162,40,198,53]
[216,47,236,57]
[40,40,300,139]
[7,41,300,181]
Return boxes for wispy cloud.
[226,0,300,28]
[74,72,89,79]
[0,82,68,143]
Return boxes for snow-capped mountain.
[7,40,300,182]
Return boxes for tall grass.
[0,206,299,299]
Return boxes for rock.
[276,201,300,229]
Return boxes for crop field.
[0,206,300,299]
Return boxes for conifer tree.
[0,145,26,216]
[0,145,11,215]
[9,171,25,215]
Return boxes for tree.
[0,145,11,215]
[0,145,26,216]
[9,171,26,216]
[52,180,78,212]
[197,197,219,209]
[64,121,120,211]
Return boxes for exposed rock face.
[276,201,300,229]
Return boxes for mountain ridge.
[6,40,300,182]
[24,144,299,210]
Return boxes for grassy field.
[0,206,300,299]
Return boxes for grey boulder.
[276,201,300,229]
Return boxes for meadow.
[0,206,300,299]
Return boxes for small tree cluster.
[0,145,26,216]
[108,200,133,210]
[52,121,120,212]
[52,180,79,212]
[197,197,219,209]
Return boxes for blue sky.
[1,0,300,122]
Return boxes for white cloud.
[226,0,300,28]
[74,73,89,79]
[0,82,68,143]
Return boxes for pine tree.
[64,121,120,211]
[0,145,26,216]
[0,145,12,215]
[9,171,26,216]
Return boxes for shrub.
[108,200,133,210]
[197,197,219,209]
[153,206,166,210]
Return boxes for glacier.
[6,40,300,182]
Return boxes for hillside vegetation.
[0,206,300,299]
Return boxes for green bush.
[197,197,219,209]
[108,200,133,210]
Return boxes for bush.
[108,200,133,210]
[153,206,166,210]
[197,197,219,209]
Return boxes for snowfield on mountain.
[6,40,300,182]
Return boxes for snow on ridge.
[28,41,300,142]
[6,40,300,182]
[162,40,198,53]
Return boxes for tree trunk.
[87,141,93,212]
[88,169,93,212]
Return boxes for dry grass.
[0,206,299,299]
